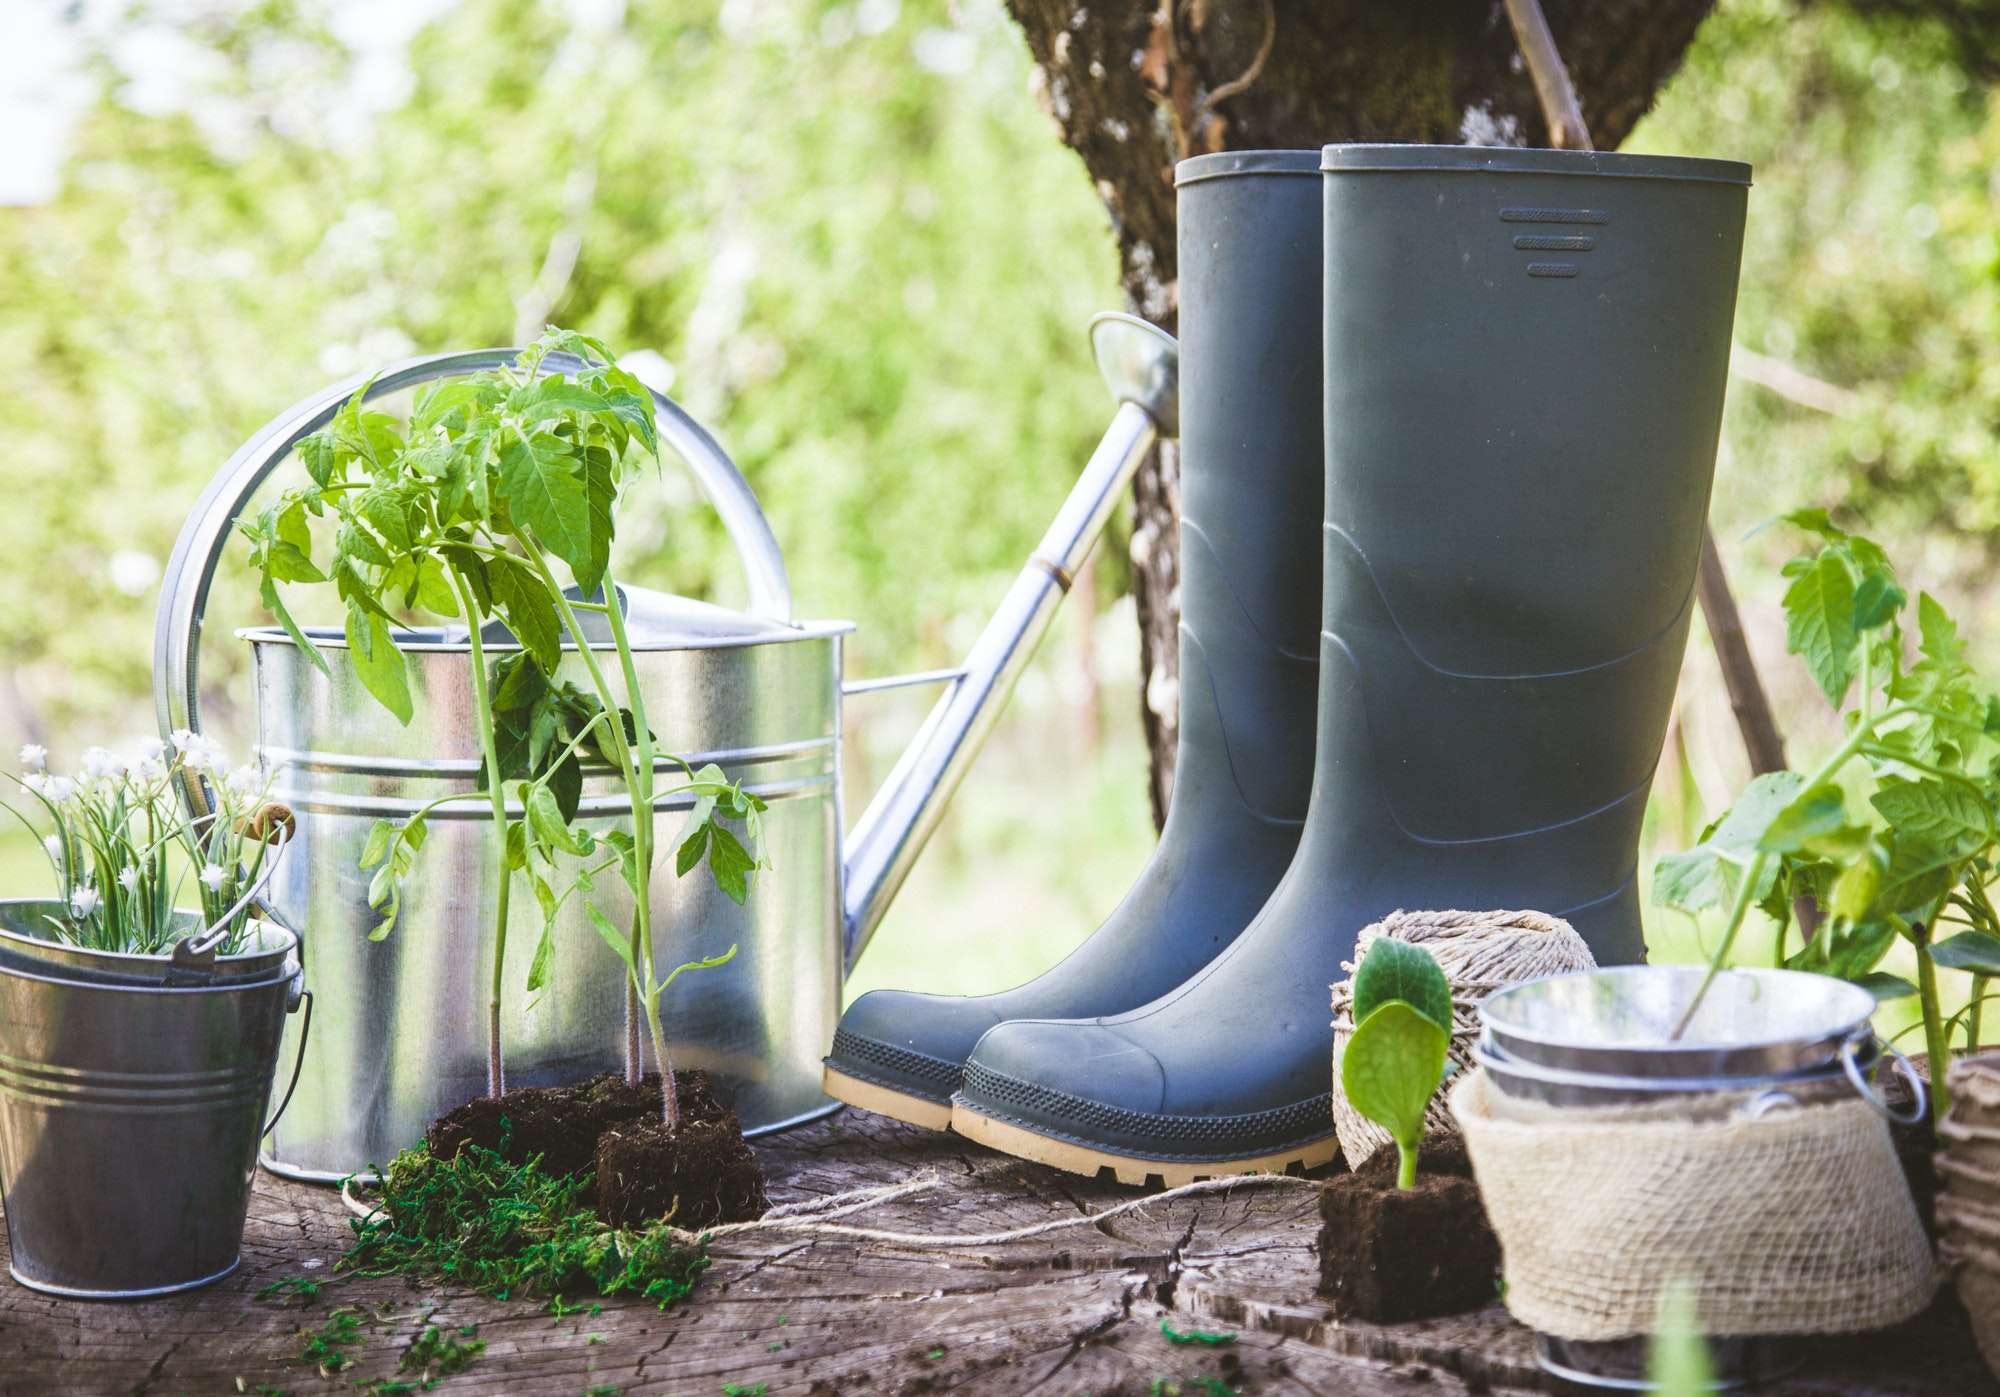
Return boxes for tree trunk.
[1008,0,1717,823]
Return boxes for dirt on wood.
[1317,1130,1501,1323]
[425,1068,764,1226]
[596,1114,768,1229]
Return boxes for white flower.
[79,746,125,781]
[132,756,165,782]
[42,777,75,805]
[118,867,139,892]
[200,862,228,892]
[19,744,45,771]
[42,835,60,861]
[69,886,99,918]
[176,733,227,773]
[224,765,264,797]
[136,737,166,763]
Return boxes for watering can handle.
[152,347,792,801]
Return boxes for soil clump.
[1317,1130,1500,1323]
[425,1069,762,1226]
[596,1117,768,1229]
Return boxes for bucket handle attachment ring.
[262,986,313,1139]
[1841,1032,1927,1125]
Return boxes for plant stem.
[1916,930,1951,1127]
[598,559,675,1128]
[452,572,512,1099]
[516,539,674,1126]
[1396,1140,1417,1190]
[1971,974,1988,1054]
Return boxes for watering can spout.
[840,313,1179,970]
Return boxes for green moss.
[342,1142,710,1309]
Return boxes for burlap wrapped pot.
[1452,1073,1936,1341]
[1330,909,1595,1169]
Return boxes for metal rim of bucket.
[1533,1332,1805,1392]
[1471,1032,1880,1111]
[8,1258,241,1301]
[0,915,296,981]
[1477,966,1878,1067]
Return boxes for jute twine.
[1451,1073,1937,1340]
[1329,908,1595,1168]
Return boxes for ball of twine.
[1330,908,1596,1169]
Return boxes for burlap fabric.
[1329,909,1595,1168]
[1451,1073,1936,1340]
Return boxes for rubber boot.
[952,145,1750,1183]
[823,152,1325,1128]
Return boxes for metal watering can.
[154,315,1178,1180]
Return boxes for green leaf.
[706,825,757,904]
[498,433,593,575]
[1872,779,1991,856]
[600,830,639,895]
[1784,549,1859,705]
[1351,938,1452,1034]
[1874,833,1966,921]
[1851,971,1919,1002]
[1652,771,1805,912]
[675,822,710,877]
[1340,1001,1449,1159]
[261,575,332,677]
[1829,849,1885,922]
[1851,570,1906,631]
[526,782,582,855]
[1758,783,1850,855]
[505,819,528,871]
[360,819,395,869]
[577,446,616,597]
[297,434,340,489]
[346,603,413,725]
[1784,508,1847,542]
[1932,930,2000,976]
[526,921,556,994]
[512,378,612,418]
[586,901,636,977]
[487,554,563,675]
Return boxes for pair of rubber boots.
[824,144,1750,1185]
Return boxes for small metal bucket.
[1476,966,1922,1121]
[0,903,306,1298]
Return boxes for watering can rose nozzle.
[1089,312,1179,440]
[840,315,1179,970]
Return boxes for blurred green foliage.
[0,0,1122,745]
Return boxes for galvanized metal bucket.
[1475,965,1922,1119]
[0,906,304,1297]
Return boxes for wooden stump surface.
[0,1107,1992,1395]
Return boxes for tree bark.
[1008,0,1718,822]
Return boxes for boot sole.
[821,1064,954,1131]
[952,1103,1339,1187]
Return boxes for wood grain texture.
[0,1108,1991,1394]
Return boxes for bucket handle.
[167,825,291,978]
[262,986,313,1139]
[1841,1032,1927,1126]
[153,348,793,819]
